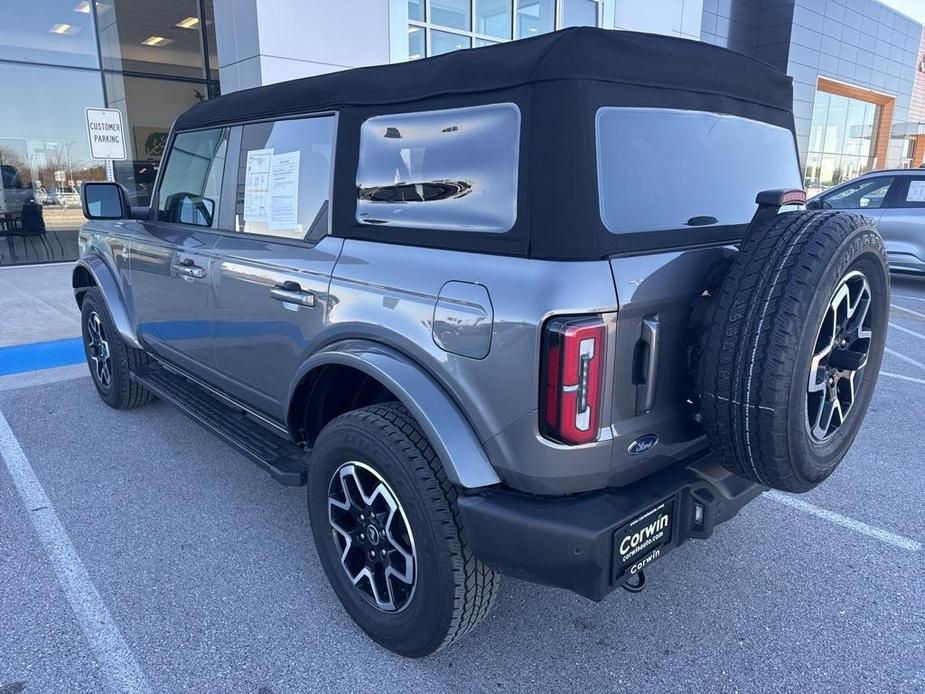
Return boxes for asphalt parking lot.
[1,277,924,694]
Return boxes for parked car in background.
[51,186,80,207]
[808,170,925,275]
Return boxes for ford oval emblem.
[627,434,658,456]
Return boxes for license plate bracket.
[612,496,676,584]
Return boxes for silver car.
[808,169,925,274]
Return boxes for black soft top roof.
[176,27,793,131]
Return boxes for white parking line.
[0,410,151,694]
[892,293,925,303]
[880,371,925,386]
[765,491,921,552]
[891,303,925,320]
[889,322,925,341]
[884,347,925,371]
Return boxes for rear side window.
[891,176,925,209]
[355,103,520,233]
[235,115,336,241]
[157,127,228,227]
[596,108,802,234]
[820,177,893,209]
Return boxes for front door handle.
[173,258,206,279]
[270,281,316,307]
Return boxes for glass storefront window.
[805,88,879,196]
[97,0,209,79]
[430,30,471,56]
[0,62,106,265]
[104,73,211,206]
[476,0,513,39]
[430,0,471,31]
[561,0,598,27]
[409,0,425,21]
[0,0,99,68]
[408,25,425,59]
[516,0,555,37]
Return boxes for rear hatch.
[595,107,803,485]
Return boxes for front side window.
[820,177,893,210]
[234,115,336,241]
[157,127,228,227]
[596,108,802,235]
[355,103,520,233]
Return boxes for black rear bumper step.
[131,363,307,486]
[458,456,762,601]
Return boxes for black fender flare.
[287,339,501,489]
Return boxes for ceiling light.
[50,23,78,34]
[73,1,90,13]
[141,35,173,46]
[408,26,420,33]
[175,16,199,29]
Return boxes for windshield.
[596,108,802,234]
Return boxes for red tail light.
[541,316,606,445]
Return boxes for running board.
[131,364,308,486]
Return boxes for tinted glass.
[84,184,124,218]
[430,0,470,30]
[596,108,802,234]
[896,177,925,208]
[0,0,98,68]
[408,25,425,60]
[516,0,555,37]
[430,30,471,56]
[0,62,105,266]
[157,128,228,227]
[97,0,207,79]
[356,103,520,233]
[820,178,893,210]
[561,0,598,27]
[235,116,336,241]
[804,89,877,196]
[104,73,211,206]
[408,0,425,21]
[476,0,513,39]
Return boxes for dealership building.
[2,0,925,265]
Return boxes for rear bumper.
[457,455,762,601]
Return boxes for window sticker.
[243,148,273,221]
[907,180,925,203]
[268,151,300,231]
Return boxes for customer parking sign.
[86,108,127,160]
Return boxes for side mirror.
[805,199,823,210]
[162,192,215,227]
[81,181,130,220]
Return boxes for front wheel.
[80,287,154,410]
[307,402,500,657]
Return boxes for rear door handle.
[634,316,661,415]
[173,258,206,279]
[270,281,316,307]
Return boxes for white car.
[51,187,80,207]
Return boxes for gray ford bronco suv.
[75,28,889,657]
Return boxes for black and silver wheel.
[308,402,500,657]
[699,211,889,492]
[80,287,154,410]
[806,270,873,442]
[327,461,417,613]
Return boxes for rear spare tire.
[699,211,889,492]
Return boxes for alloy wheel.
[86,311,113,389]
[806,270,873,442]
[327,461,416,612]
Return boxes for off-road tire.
[307,402,500,657]
[698,211,889,492]
[80,288,154,409]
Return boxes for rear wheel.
[307,402,500,657]
[80,288,154,409]
[698,211,889,492]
